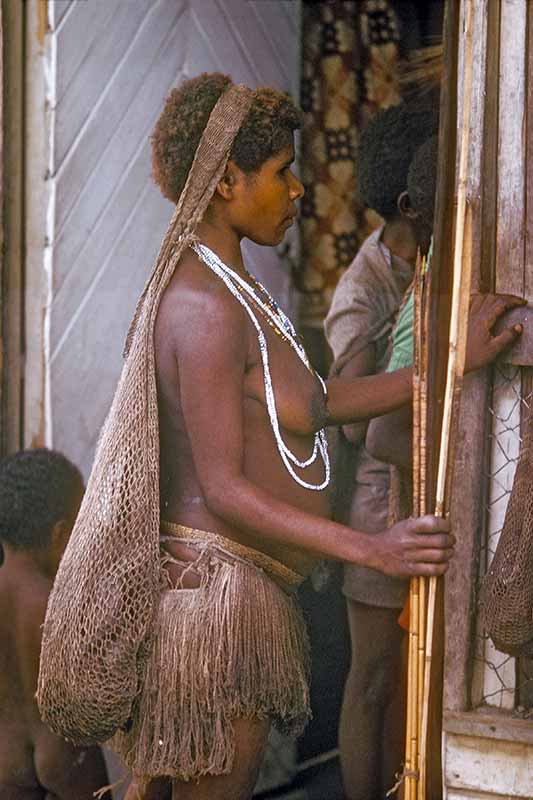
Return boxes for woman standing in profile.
[40,73,522,800]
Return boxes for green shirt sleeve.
[386,240,432,373]
[386,288,414,372]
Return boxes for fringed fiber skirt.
[110,523,311,784]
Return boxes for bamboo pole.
[406,577,418,800]
[405,251,424,799]
[419,266,431,517]
[413,250,423,520]
[406,252,431,796]
[410,579,420,769]
[404,676,414,799]
[418,1,475,792]
[417,267,430,767]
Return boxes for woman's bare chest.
[243,320,324,436]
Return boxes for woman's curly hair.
[151,73,303,204]
[357,96,439,220]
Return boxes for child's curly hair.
[0,449,82,551]
[357,96,439,220]
[151,73,303,204]
[407,135,438,229]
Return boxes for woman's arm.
[325,293,525,428]
[361,294,527,467]
[326,367,413,427]
[337,346,376,445]
[175,289,453,578]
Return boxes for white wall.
[25,0,300,476]
[445,732,533,799]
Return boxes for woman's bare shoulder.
[158,248,249,345]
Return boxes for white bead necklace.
[192,242,330,491]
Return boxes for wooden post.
[403,0,481,795]
[514,0,533,716]
[1,0,25,455]
[419,2,476,790]
[444,0,499,716]
[0,0,4,450]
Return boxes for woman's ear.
[397,190,419,220]
[216,162,237,201]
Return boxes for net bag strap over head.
[37,83,254,745]
[481,394,533,656]
[125,82,255,356]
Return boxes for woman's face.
[230,139,304,246]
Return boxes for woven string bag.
[481,394,533,657]
[36,85,254,745]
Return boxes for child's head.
[357,98,439,221]
[398,135,438,254]
[0,449,83,570]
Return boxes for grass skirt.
[110,524,310,784]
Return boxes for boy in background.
[325,103,438,800]
[366,135,439,475]
[0,448,110,799]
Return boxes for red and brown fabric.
[298,0,402,327]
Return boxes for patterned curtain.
[298,0,402,328]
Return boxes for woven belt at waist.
[160,521,305,590]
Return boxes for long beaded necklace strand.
[192,242,330,491]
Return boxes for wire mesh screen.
[471,364,533,716]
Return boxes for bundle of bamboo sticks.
[404,221,473,800]
[403,1,475,796]
[403,251,431,800]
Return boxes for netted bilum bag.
[36,303,161,744]
[481,397,533,657]
[36,85,254,744]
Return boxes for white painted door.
[27,0,300,475]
